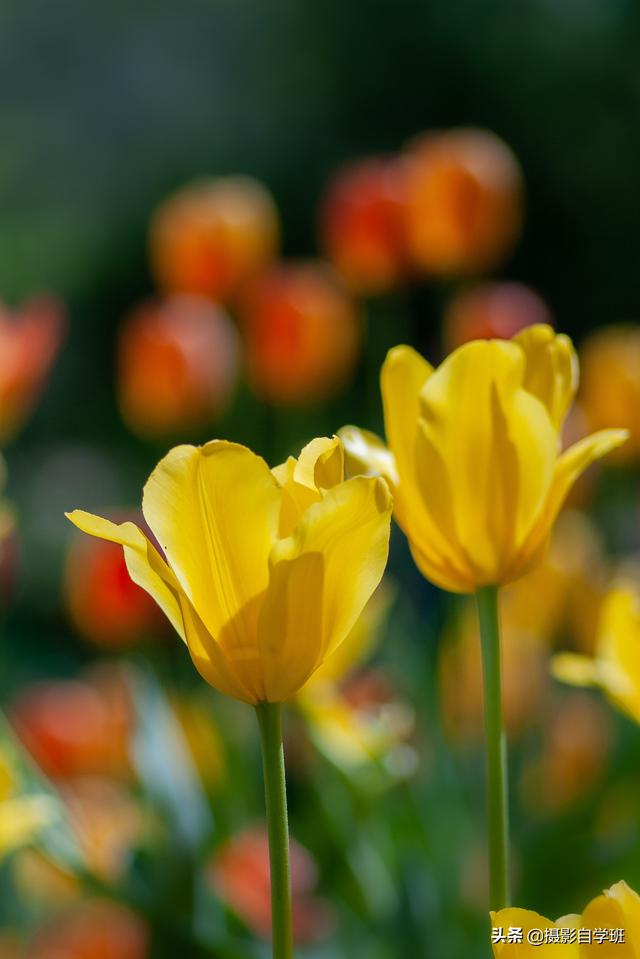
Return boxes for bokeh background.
[1,2,640,956]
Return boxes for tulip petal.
[338,425,399,489]
[551,653,601,688]
[517,429,629,570]
[260,476,392,698]
[490,908,579,957]
[380,345,433,497]
[65,510,185,640]
[553,584,640,723]
[294,436,344,491]
[602,882,640,946]
[408,538,476,594]
[310,580,394,687]
[514,324,578,430]
[598,584,640,697]
[381,346,473,584]
[178,592,262,704]
[272,437,344,537]
[581,886,638,956]
[258,552,326,701]
[416,339,557,583]
[142,441,281,653]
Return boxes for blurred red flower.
[443,282,552,349]
[10,674,132,781]
[149,176,279,302]
[319,157,407,294]
[65,516,165,649]
[30,900,148,959]
[241,262,362,405]
[117,295,239,437]
[210,827,333,944]
[0,295,66,442]
[402,128,523,276]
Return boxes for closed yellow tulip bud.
[66,437,392,705]
[342,325,627,593]
[553,579,640,724]
[491,880,640,955]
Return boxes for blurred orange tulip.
[0,935,21,959]
[319,157,407,294]
[117,295,239,437]
[439,608,548,745]
[171,694,226,790]
[521,693,611,814]
[63,777,145,883]
[30,900,148,959]
[443,282,552,350]
[11,677,131,781]
[440,509,606,746]
[579,324,640,463]
[402,128,523,275]
[149,176,279,302]
[501,509,606,656]
[241,262,362,404]
[210,827,333,944]
[65,517,166,649]
[14,849,80,908]
[0,295,65,442]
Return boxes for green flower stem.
[255,701,293,959]
[475,585,511,911]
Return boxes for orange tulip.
[62,778,145,883]
[241,262,362,404]
[439,607,548,745]
[0,934,21,958]
[579,324,640,463]
[30,900,148,959]
[65,517,166,649]
[210,827,332,943]
[10,677,131,780]
[402,128,523,275]
[149,176,279,302]
[0,295,65,442]
[521,693,611,814]
[171,693,226,790]
[443,282,552,350]
[319,157,407,294]
[117,295,239,436]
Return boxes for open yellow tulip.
[342,324,627,914]
[492,880,640,955]
[66,436,392,705]
[553,580,640,724]
[67,435,391,959]
[341,324,627,593]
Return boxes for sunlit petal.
[142,441,281,652]
[65,510,185,640]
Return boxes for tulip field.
[1,5,640,957]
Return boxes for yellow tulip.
[553,580,640,723]
[66,437,392,705]
[341,324,627,592]
[492,880,640,955]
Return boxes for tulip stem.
[255,701,293,959]
[476,585,511,911]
